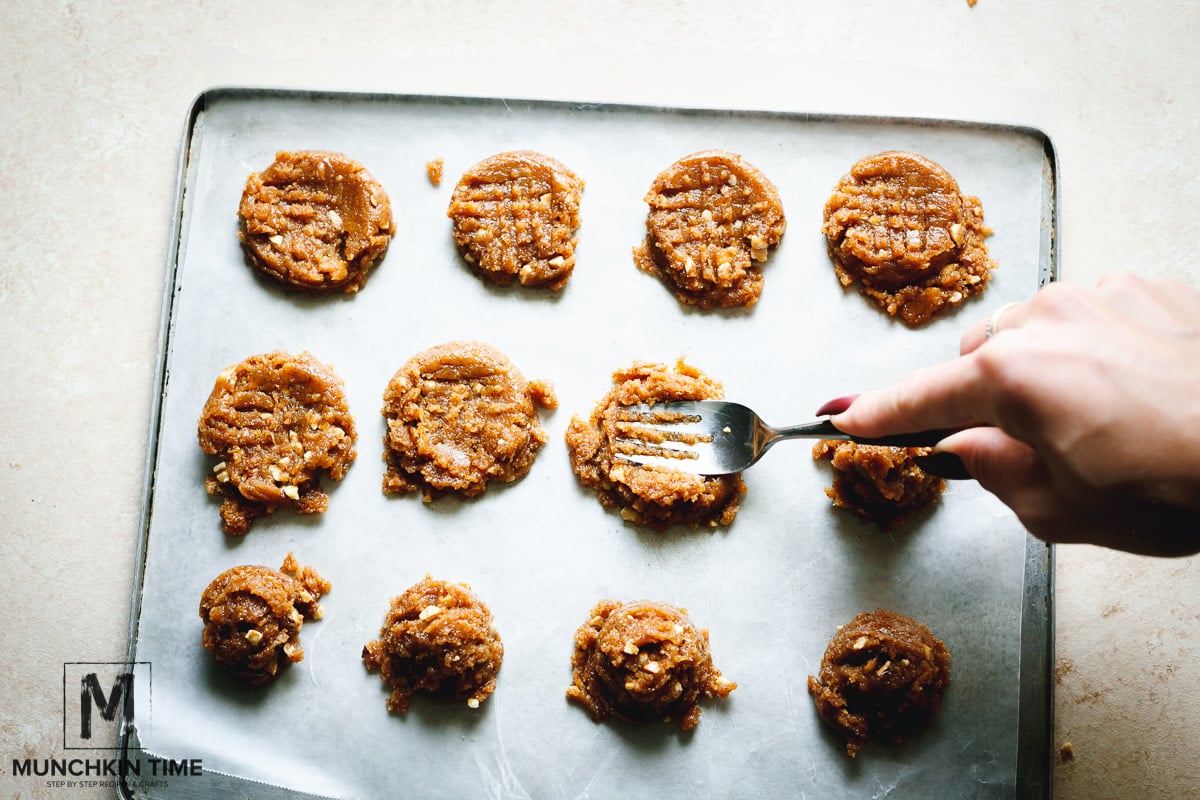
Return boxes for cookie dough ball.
[808,609,951,757]
[198,351,358,535]
[633,150,786,309]
[567,600,736,731]
[448,150,584,290]
[812,440,944,530]
[238,150,394,293]
[565,360,745,530]
[381,341,556,500]
[822,150,995,326]
[199,553,330,686]
[362,577,503,713]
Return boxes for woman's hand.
[831,274,1200,556]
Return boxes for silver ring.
[986,303,1020,340]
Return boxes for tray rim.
[119,86,1059,800]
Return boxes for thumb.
[935,427,1051,511]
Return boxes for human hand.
[829,273,1200,556]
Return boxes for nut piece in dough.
[381,341,556,501]
[199,553,330,686]
[566,599,736,731]
[634,150,786,309]
[198,351,358,535]
[565,360,745,530]
[808,609,951,757]
[822,150,995,326]
[238,150,395,293]
[362,577,503,713]
[812,441,944,530]
[447,150,584,290]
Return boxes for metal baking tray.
[121,88,1055,799]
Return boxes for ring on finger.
[985,302,1021,340]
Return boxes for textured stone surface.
[2,2,1197,797]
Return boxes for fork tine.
[611,402,722,473]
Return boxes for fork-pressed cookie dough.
[634,149,786,309]
[362,577,503,713]
[238,149,395,293]
[198,351,357,535]
[822,150,995,326]
[381,341,557,500]
[199,553,331,686]
[567,599,736,731]
[447,150,584,290]
[565,360,745,529]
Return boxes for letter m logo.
[80,672,134,739]
[63,662,151,750]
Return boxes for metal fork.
[612,401,958,476]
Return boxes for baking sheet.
[122,88,1055,800]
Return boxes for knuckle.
[1028,280,1084,318]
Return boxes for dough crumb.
[425,158,444,186]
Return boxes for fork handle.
[774,416,950,448]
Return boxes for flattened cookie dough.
[198,351,357,535]
[238,150,395,293]
[448,150,584,290]
[362,577,503,713]
[199,553,330,686]
[822,150,995,326]
[382,341,557,500]
[565,360,745,530]
[812,441,944,530]
[567,599,736,731]
[634,150,786,309]
[808,609,950,757]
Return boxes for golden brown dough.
[812,440,944,530]
[238,150,394,293]
[566,600,736,731]
[362,577,503,713]
[199,553,330,686]
[425,157,444,187]
[808,609,951,757]
[634,150,786,309]
[381,341,556,500]
[565,360,745,530]
[198,351,357,535]
[822,150,995,326]
[447,150,584,290]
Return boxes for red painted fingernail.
[816,395,859,416]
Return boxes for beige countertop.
[2,2,1197,798]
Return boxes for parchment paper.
[124,90,1053,799]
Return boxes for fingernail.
[912,452,972,480]
[816,394,859,416]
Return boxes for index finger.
[831,352,998,438]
